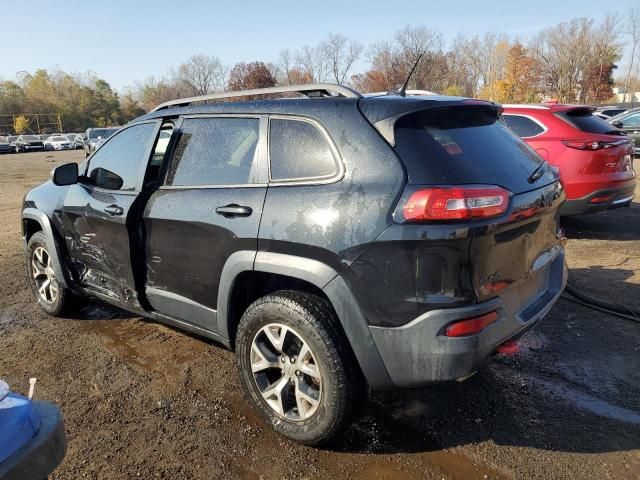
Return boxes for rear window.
[393,106,549,193]
[555,109,620,134]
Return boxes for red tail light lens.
[445,311,499,337]
[562,140,601,150]
[401,186,510,222]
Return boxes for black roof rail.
[150,83,362,112]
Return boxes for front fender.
[22,208,69,288]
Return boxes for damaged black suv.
[22,84,567,445]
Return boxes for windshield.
[51,136,67,142]
[393,106,554,194]
[8,136,17,141]
[23,135,37,141]
[555,109,622,135]
[89,128,117,139]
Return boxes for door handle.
[215,204,252,218]
[104,204,124,216]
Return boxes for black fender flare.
[21,208,69,289]
[216,251,394,390]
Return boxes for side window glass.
[86,123,156,191]
[167,117,260,186]
[503,115,545,138]
[269,119,338,181]
[622,113,640,127]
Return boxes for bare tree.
[321,33,363,84]
[297,44,328,83]
[174,54,226,96]
[623,8,640,105]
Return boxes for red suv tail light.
[562,139,628,151]
[400,186,510,222]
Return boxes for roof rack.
[150,83,362,112]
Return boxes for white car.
[44,135,75,151]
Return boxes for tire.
[236,290,365,446]
[26,231,73,316]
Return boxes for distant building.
[612,87,640,104]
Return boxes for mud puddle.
[77,302,209,392]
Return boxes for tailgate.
[469,180,565,302]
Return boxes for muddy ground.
[0,150,639,480]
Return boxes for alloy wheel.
[31,246,59,304]
[250,323,322,421]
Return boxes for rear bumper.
[561,182,636,215]
[369,248,567,388]
[0,401,66,480]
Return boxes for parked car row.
[0,127,119,155]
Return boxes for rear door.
[59,121,160,307]
[142,115,268,332]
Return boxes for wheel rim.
[250,323,322,421]
[31,246,59,304]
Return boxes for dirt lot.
[1,150,639,480]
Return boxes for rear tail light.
[562,139,630,151]
[400,186,510,222]
[562,140,602,150]
[444,311,499,337]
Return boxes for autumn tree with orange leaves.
[493,43,542,103]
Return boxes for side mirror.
[51,162,78,186]
[612,120,623,129]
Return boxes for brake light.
[401,186,510,222]
[445,311,499,337]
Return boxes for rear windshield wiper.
[528,161,548,184]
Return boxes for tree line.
[1,9,639,133]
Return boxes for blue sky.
[2,0,638,91]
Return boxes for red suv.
[502,104,635,215]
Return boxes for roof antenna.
[392,53,424,97]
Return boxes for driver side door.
[59,120,160,308]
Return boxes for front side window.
[167,117,260,186]
[269,119,338,182]
[503,114,545,138]
[85,123,156,191]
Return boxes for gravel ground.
[0,150,639,480]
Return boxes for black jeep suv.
[22,84,567,445]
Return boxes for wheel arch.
[22,208,69,288]
[217,251,394,389]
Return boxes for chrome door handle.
[215,204,252,218]
[104,204,124,216]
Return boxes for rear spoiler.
[359,96,501,146]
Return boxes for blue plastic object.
[0,381,40,463]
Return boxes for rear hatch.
[377,101,565,304]
[554,107,635,179]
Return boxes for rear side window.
[555,109,619,134]
[503,114,545,138]
[393,106,547,193]
[167,117,260,186]
[269,118,338,182]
